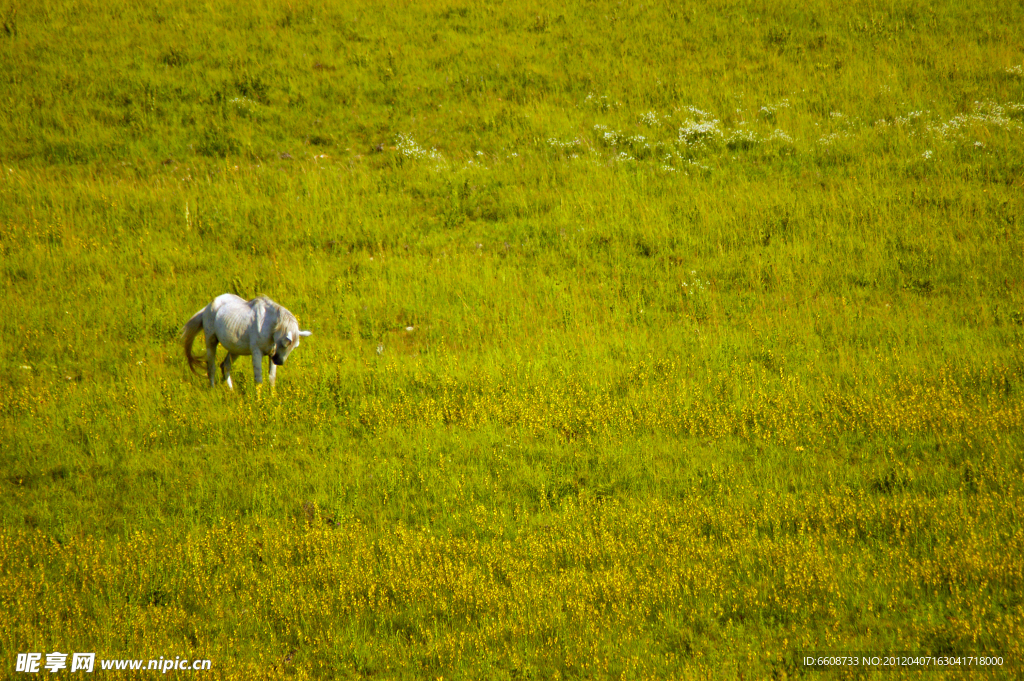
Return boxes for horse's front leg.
[206,336,219,388]
[220,354,236,390]
[268,361,277,388]
[251,348,264,385]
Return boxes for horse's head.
[271,327,312,366]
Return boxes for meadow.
[1,0,1023,677]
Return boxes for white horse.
[181,294,311,388]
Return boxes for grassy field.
[2,0,1023,677]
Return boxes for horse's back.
[206,294,256,353]
[211,293,248,312]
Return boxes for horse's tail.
[181,308,207,376]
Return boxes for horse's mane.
[274,309,298,335]
[252,295,297,335]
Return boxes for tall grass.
[2,0,1023,677]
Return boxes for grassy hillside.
[2,0,1023,678]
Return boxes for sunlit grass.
[4,487,1023,678]
[2,0,1023,677]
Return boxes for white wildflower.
[396,134,446,168]
[678,119,723,147]
[640,111,660,127]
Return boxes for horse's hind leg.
[220,354,237,390]
[205,336,219,388]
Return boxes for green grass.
[2,0,1024,678]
